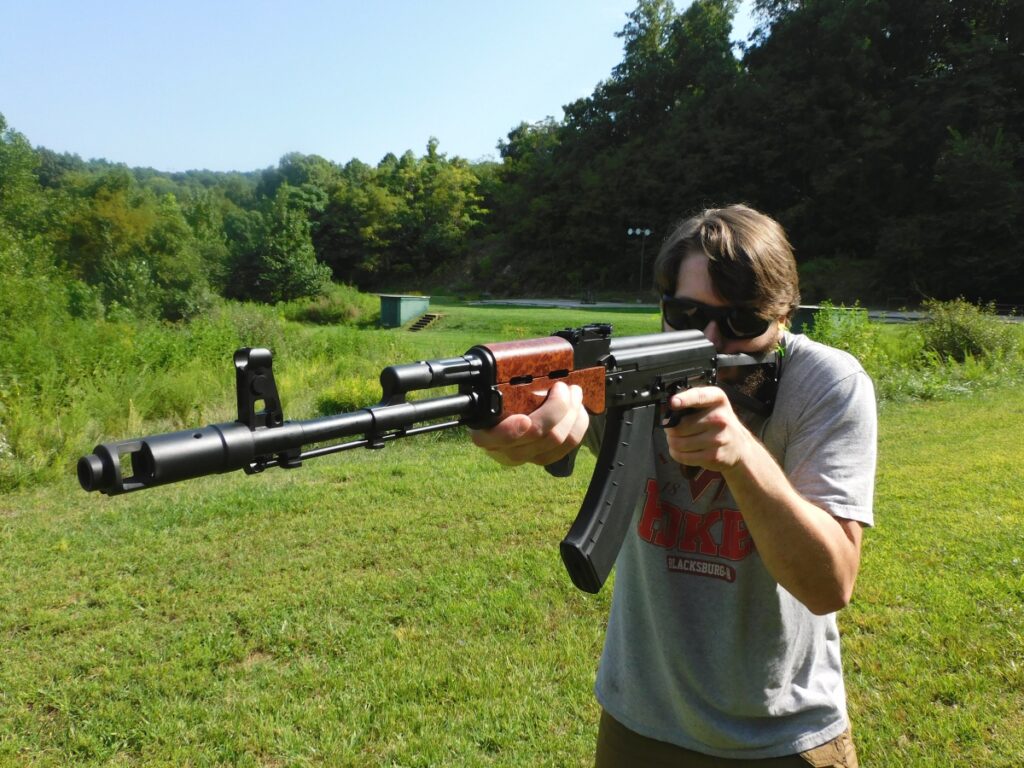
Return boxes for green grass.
[2,302,1023,765]
[410,298,659,352]
[0,300,661,490]
[845,384,1024,767]
[1,440,608,767]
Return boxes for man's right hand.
[469,381,589,467]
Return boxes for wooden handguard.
[481,337,606,417]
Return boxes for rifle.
[77,324,777,593]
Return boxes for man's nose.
[704,319,737,354]
[703,320,725,350]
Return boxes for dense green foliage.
[2,0,1022,488]
[806,300,1024,402]
[3,0,1021,313]
[488,0,1023,303]
[918,297,1022,363]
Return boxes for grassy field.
[1,301,1022,766]
[847,384,1024,767]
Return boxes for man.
[471,205,875,766]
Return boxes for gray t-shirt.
[593,332,877,759]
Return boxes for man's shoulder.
[774,333,875,423]
[782,332,866,382]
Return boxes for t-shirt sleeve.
[782,368,877,526]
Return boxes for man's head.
[653,204,800,352]
[655,204,800,319]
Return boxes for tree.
[57,169,211,320]
[488,1,744,293]
[393,138,486,282]
[878,127,1024,302]
[488,120,566,290]
[0,115,66,330]
[0,115,47,236]
[179,186,238,293]
[311,141,485,289]
[225,183,332,303]
[256,152,340,203]
[739,0,1023,302]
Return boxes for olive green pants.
[595,710,858,768]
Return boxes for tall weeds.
[806,300,1023,403]
[4,296,1020,490]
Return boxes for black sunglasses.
[661,295,772,340]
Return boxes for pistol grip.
[545,448,579,478]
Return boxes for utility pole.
[627,227,652,292]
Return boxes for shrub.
[314,376,384,415]
[205,301,288,354]
[919,298,1020,363]
[281,284,380,327]
[805,301,884,369]
[0,299,295,490]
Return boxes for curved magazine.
[558,403,656,593]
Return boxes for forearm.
[723,433,862,615]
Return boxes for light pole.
[627,227,652,292]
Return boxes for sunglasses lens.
[725,310,771,339]
[662,300,706,331]
[663,296,770,339]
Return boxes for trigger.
[661,383,690,429]
[663,410,684,429]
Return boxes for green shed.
[379,295,430,328]
[791,304,866,335]
[791,305,819,335]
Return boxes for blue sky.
[2,1,756,173]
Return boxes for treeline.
[1,124,487,324]
[2,0,1022,328]
[490,0,1023,304]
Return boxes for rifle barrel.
[79,392,478,495]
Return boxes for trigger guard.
[661,407,694,429]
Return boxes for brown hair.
[653,204,800,320]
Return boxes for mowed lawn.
[847,385,1024,767]
[1,309,1022,766]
